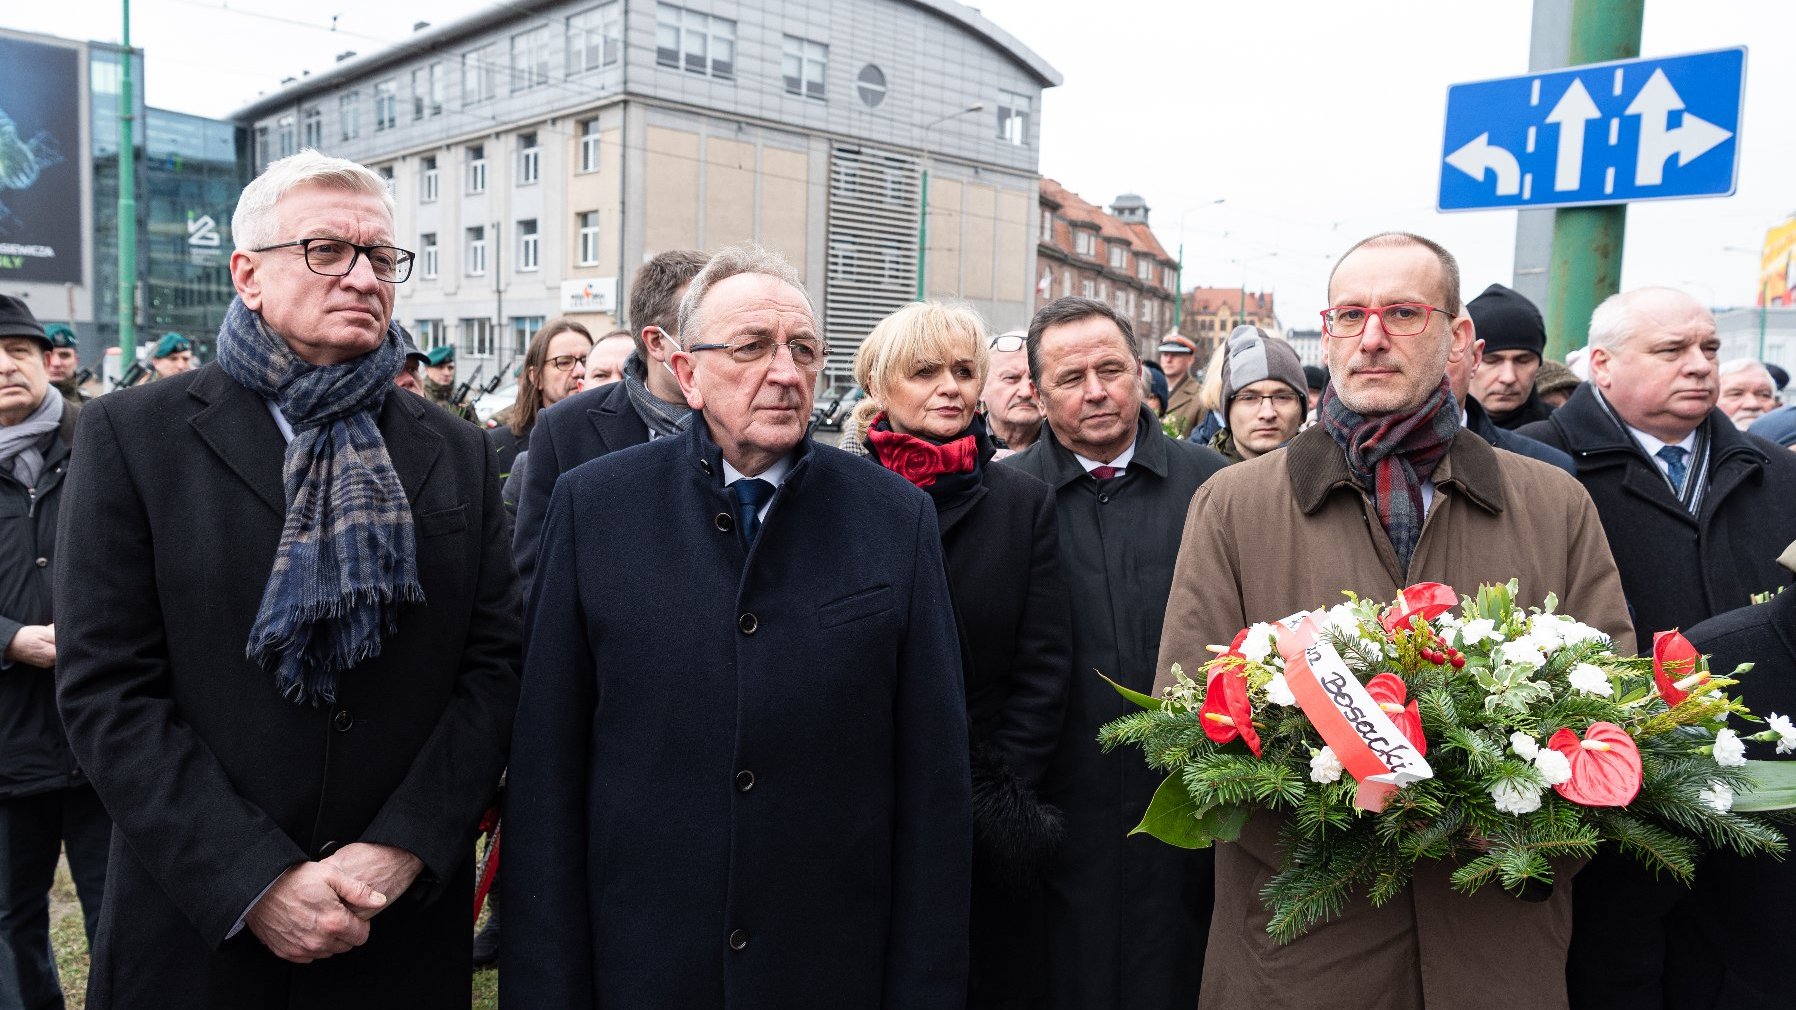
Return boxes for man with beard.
[1156,232,1630,1010]
[981,330,1043,452]
[1467,283,1553,429]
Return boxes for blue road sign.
[1439,47,1745,212]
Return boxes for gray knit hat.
[1221,325,1308,407]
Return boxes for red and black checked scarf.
[1318,377,1460,575]
[863,412,979,491]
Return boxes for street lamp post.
[1172,199,1225,334]
[916,103,985,300]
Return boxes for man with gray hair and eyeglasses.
[54,149,520,1008]
[503,244,972,1009]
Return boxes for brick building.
[1035,179,1179,356]
[1180,286,1278,357]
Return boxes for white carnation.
[1324,603,1362,635]
[1491,778,1544,815]
[1558,620,1610,647]
[1769,713,1796,755]
[1568,663,1614,697]
[1527,614,1566,651]
[1309,746,1344,784]
[1533,747,1573,786]
[1241,623,1278,664]
[1264,673,1296,707]
[1497,638,1548,671]
[1698,780,1735,813]
[1711,728,1748,767]
[1509,732,1541,762]
[1459,618,1499,646]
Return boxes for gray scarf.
[622,351,692,438]
[0,388,63,489]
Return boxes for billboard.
[1762,217,1796,308]
[0,35,83,284]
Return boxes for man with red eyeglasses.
[1154,231,1629,1009]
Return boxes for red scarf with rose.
[863,412,985,505]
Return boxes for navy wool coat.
[501,422,973,1010]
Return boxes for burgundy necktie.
[1090,465,1123,481]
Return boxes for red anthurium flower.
[1365,672,1427,755]
[1199,666,1262,757]
[1652,630,1706,707]
[1380,582,1459,634]
[1548,722,1643,807]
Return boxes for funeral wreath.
[1099,581,1796,942]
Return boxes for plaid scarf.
[1319,377,1460,575]
[215,296,423,705]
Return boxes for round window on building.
[857,65,887,108]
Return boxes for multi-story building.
[235,0,1060,396]
[1180,286,1279,357]
[1284,327,1324,367]
[1034,179,1179,356]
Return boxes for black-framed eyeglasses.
[253,237,415,283]
[545,353,584,372]
[989,334,1025,352]
[1230,391,1303,409]
[688,336,826,367]
[1320,303,1453,339]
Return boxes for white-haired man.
[1519,288,1796,1007]
[503,245,972,1009]
[1716,357,1779,430]
[54,150,520,1009]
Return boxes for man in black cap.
[0,294,109,1010]
[1467,283,1553,428]
[44,325,88,404]
[393,326,430,396]
[1302,363,1328,413]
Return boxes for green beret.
[45,324,78,349]
[153,332,192,359]
[425,345,456,367]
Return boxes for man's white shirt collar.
[1072,443,1135,474]
[722,454,793,522]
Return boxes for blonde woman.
[843,302,1072,1010]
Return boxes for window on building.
[373,79,397,132]
[464,44,498,104]
[519,132,540,184]
[276,115,295,158]
[511,26,551,91]
[466,227,488,276]
[1081,279,1095,299]
[461,317,494,357]
[578,119,601,173]
[301,106,322,149]
[1098,282,1108,301]
[421,156,440,203]
[997,88,1031,146]
[1040,208,1052,238]
[856,64,886,107]
[1061,271,1072,297]
[1109,244,1127,269]
[376,164,396,197]
[410,61,444,119]
[511,316,546,357]
[1164,265,1177,288]
[568,3,622,73]
[1073,230,1094,256]
[1138,259,1154,281]
[254,126,269,168]
[414,318,445,348]
[518,219,539,271]
[656,4,736,80]
[467,144,487,193]
[782,36,827,100]
[338,92,360,141]
[420,233,439,279]
[577,211,600,266]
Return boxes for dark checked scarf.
[1319,377,1460,575]
[622,352,692,438]
[214,296,423,705]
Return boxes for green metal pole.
[1760,282,1769,359]
[1173,242,1183,329]
[117,0,138,364]
[1543,0,1643,360]
[916,165,929,300]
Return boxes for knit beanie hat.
[1534,359,1580,399]
[1221,325,1307,405]
[1467,283,1546,357]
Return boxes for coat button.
[333,709,354,732]
[735,770,755,792]
[729,928,749,951]
[715,513,734,532]
[317,840,338,857]
[738,613,758,635]
[698,459,713,475]
[1097,494,1110,504]
[35,557,48,567]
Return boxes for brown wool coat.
[1155,423,1634,1010]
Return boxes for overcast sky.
[9,0,1791,328]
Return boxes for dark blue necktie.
[1655,445,1689,495]
[732,478,775,544]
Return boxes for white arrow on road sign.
[1624,68,1733,187]
[1545,78,1601,192]
[1444,132,1521,196]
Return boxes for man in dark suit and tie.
[502,244,972,1009]
[53,150,520,1009]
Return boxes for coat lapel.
[381,389,443,507]
[187,365,287,515]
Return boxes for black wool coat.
[1519,384,1796,653]
[1465,395,1575,474]
[501,422,972,1010]
[1001,407,1227,1010]
[53,364,521,1009]
[0,403,79,800]
[508,378,648,607]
